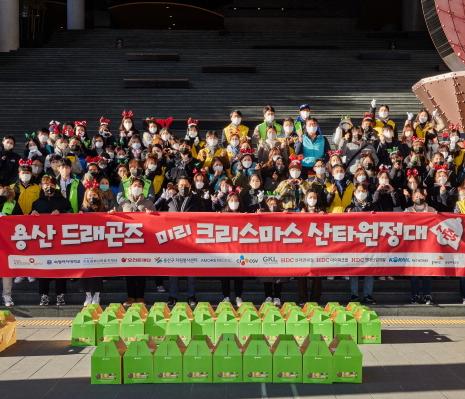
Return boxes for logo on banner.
[430,218,463,250]
[237,255,258,266]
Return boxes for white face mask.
[379,111,389,119]
[20,173,31,183]
[29,146,38,153]
[265,115,275,123]
[195,181,204,190]
[148,164,157,171]
[132,142,141,150]
[39,135,48,144]
[231,117,241,126]
[161,134,170,141]
[213,165,223,173]
[314,167,325,175]
[290,169,301,179]
[267,134,277,142]
[356,175,367,183]
[143,138,152,147]
[437,176,447,185]
[229,201,240,211]
[355,191,368,201]
[450,135,459,143]
[404,130,413,138]
[95,141,104,149]
[333,172,344,181]
[149,126,158,134]
[306,126,318,135]
[307,197,317,207]
[207,138,218,147]
[32,165,41,174]
[272,155,280,162]
[300,111,310,120]
[441,151,448,159]
[188,130,198,138]
[383,130,393,139]
[379,178,389,186]
[283,126,294,135]
[419,116,428,124]
[242,160,252,169]
[131,186,143,197]
[123,121,133,130]
[230,139,239,147]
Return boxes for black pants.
[155,277,164,286]
[264,282,282,298]
[81,278,103,294]
[461,278,465,299]
[221,278,243,297]
[126,276,146,299]
[297,277,322,302]
[39,279,66,296]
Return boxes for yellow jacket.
[374,119,396,136]
[11,183,41,215]
[456,200,465,214]
[223,124,249,144]
[326,181,354,213]
[197,147,229,168]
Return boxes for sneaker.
[363,295,377,305]
[424,295,433,305]
[410,295,421,304]
[273,297,281,307]
[167,296,177,307]
[386,276,395,281]
[327,277,335,280]
[27,277,36,283]
[91,293,100,305]
[156,285,166,293]
[83,293,92,306]
[39,294,49,306]
[188,296,197,308]
[222,296,230,303]
[3,295,14,307]
[350,295,360,301]
[265,296,273,302]
[123,297,135,307]
[235,296,243,307]
[343,276,350,281]
[14,277,25,284]
[56,294,66,306]
[378,276,387,281]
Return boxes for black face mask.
[365,163,374,171]
[413,147,424,154]
[70,145,80,152]
[89,171,99,177]
[44,186,54,196]
[178,187,190,197]
[89,197,100,206]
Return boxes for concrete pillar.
[0,0,20,52]
[67,0,85,30]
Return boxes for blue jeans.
[411,277,432,297]
[350,276,374,297]
[169,277,195,298]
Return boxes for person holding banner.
[31,175,72,306]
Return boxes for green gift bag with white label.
[330,335,363,383]
[301,335,333,384]
[285,308,309,345]
[153,335,185,383]
[121,311,145,342]
[192,310,215,342]
[166,311,192,345]
[91,339,126,385]
[213,333,243,383]
[123,339,156,384]
[238,309,262,345]
[271,335,302,383]
[97,310,121,342]
[333,311,357,342]
[242,334,273,383]
[215,310,238,344]
[183,335,214,383]
[145,310,168,342]
[309,309,333,344]
[71,311,96,346]
[356,311,381,344]
[262,310,285,344]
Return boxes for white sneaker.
[14,277,25,284]
[83,293,92,306]
[156,285,166,293]
[222,296,230,302]
[27,277,36,283]
[3,295,14,307]
[235,297,243,307]
[327,277,334,280]
[265,296,273,302]
[378,276,386,281]
[92,293,100,305]
[463,298,465,305]
[343,276,350,281]
[273,297,281,307]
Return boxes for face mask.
[20,174,31,183]
[441,151,448,159]
[29,146,38,153]
[383,131,393,139]
[70,145,80,152]
[3,143,13,151]
[143,138,152,147]
[178,186,190,197]
[300,111,310,120]
[451,135,459,143]
[43,186,54,195]
[195,181,204,190]
[230,139,239,147]
[99,184,109,192]
[131,187,143,197]
[32,165,42,174]
[290,169,301,179]
[272,155,280,162]
[207,138,218,147]
[89,197,100,206]
[419,116,428,124]
[179,147,190,155]
[132,142,141,150]
[213,165,223,173]
[379,179,389,186]
[149,126,157,134]
[267,134,277,142]
[161,134,170,141]
[355,191,368,202]
[306,126,318,135]
[404,130,413,138]
[220,186,229,193]
[58,144,69,151]
[413,146,423,154]
[98,163,107,169]
[314,167,325,175]
[333,172,344,181]
[130,168,139,176]
[283,126,294,135]
[365,163,374,171]
[147,164,157,171]
[229,201,240,211]
[39,135,48,144]
[379,111,389,119]
[172,144,180,152]
[307,197,317,207]
[89,170,99,177]
[414,198,425,206]
[231,117,241,126]
[437,177,447,185]
[265,115,275,123]
[242,160,252,169]
[356,175,367,183]
[188,130,198,139]
[123,122,133,130]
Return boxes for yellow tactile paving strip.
[14,318,465,328]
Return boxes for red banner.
[0,212,464,278]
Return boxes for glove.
[447,155,453,163]
[370,99,377,109]
[194,137,199,146]
[407,112,414,121]
[203,191,210,200]
[432,109,438,119]
[257,190,264,203]
[160,189,169,200]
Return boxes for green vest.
[258,122,283,141]
[294,120,303,133]
[69,179,80,213]
[1,200,15,215]
[123,177,150,198]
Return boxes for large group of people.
[1,100,465,309]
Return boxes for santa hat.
[187,117,199,127]
[74,120,87,128]
[156,117,174,129]
[99,116,110,126]
[288,154,303,170]
[121,110,134,119]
